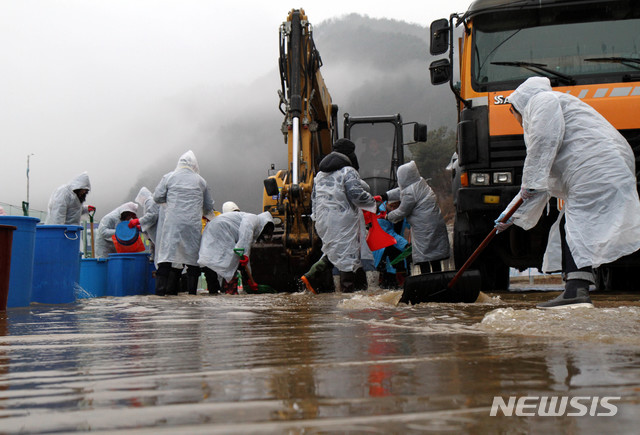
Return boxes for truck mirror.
[429,58,451,85]
[430,19,449,55]
[414,123,427,142]
[264,178,279,197]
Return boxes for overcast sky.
[0,0,472,219]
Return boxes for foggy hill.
[127,14,458,213]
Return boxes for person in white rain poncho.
[222,201,240,213]
[129,187,159,259]
[45,172,95,225]
[384,161,450,274]
[198,211,274,294]
[300,139,377,294]
[496,77,640,309]
[95,202,138,258]
[154,151,215,296]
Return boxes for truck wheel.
[453,214,510,292]
[595,265,632,291]
[472,256,509,292]
[595,266,612,291]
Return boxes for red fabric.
[363,210,376,225]
[112,235,146,253]
[366,218,397,251]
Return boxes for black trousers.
[559,215,593,281]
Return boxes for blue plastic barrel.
[108,253,148,296]
[0,216,40,308]
[78,258,108,298]
[147,261,156,294]
[0,225,17,310]
[106,254,133,296]
[31,225,83,304]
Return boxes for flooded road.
[0,284,639,434]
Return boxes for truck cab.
[429,0,640,291]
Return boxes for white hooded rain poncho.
[504,76,640,271]
[45,172,91,225]
[198,211,274,282]
[154,150,214,267]
[386,161,450,263]
[222,201,240,213]
[95,202,138,258]
[312,151,376,272]
[135,187,159,245]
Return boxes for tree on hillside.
[409,126,456,222]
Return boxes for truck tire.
[595,265,633,291]
[454,214,510,292]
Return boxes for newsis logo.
[490,396,620,417]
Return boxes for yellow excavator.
[251,9,426,290]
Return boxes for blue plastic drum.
[106,254,134,297]
[108,253,149,296]
[31,225,83,304]
[79,258,108,298]
[0,216,40,308]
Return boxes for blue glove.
[494,212,514,233]
[520,187,539,200]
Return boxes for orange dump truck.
[429,0,640,290]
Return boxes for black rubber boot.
[204,268,220,295]
[537,279,593,309]
[354,267,368,291]
[340,271,356,293]
[187,275,199,295]
[301,256,334,293]
[155,274,168,296]
[166,268,181,296]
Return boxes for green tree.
[409,126,456,222]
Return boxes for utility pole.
[23,153,34,216]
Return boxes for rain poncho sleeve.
[153,151,215,267]
[387,161,450,263]
[45,172,91,225]
[136,187,159,244]
[503,76,640,270]
[378,217,408,251]
[234,214,261,256]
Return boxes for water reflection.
[0,290,637,433]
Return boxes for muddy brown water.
[0,282,639,434]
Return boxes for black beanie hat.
[332,138,359,170]
[333,138,355,154]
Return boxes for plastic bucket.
[0,225,17,310]
[108,253,149,295]
[115,221,139,246]
[31,225,83,304]
[0,216,40,308]
[78,258,108,298]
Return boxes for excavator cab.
[344,113,427,196]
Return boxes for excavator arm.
[255,9,337,289]
[278,8,337,250]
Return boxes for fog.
[0,1,472,219]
